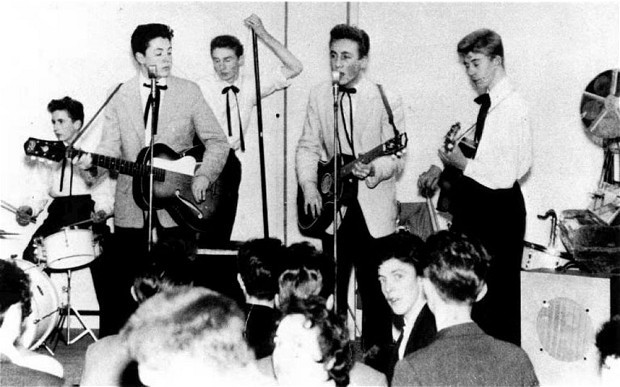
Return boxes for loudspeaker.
[521,269,620,386]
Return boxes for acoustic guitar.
[23,137,226,232]
[437,122,477,213]
[297,133,408,237]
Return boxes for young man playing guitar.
[79,23,229,337]
[417,29,532,346]
[296,24,405,370]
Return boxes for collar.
[403,298,427,328]
[212,72,241,90]
[436,321,483,338]
[487,76,513,107]
[139,72,168,87]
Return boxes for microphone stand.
[147,70,159,252]
[331,77,339,312]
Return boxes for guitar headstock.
[443,122,461,152]
[23,137,67,162]
[386,133,408,154]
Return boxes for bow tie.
[339,86,357,94]
[474,93,490,106]
[222,85,240,94]
[143,83,168,90]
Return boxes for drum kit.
[1,200,100,353]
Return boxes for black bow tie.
[339,86,357,94]
[143,83,168,90]
[222,85,240,94]
[474,93,490,106]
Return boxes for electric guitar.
[437,122,477,213]
[23,137,226,232]
[297,133,408,237]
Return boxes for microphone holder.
[332,83,339,312]
[147,76,159,251]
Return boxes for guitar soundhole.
[320,174,333,195]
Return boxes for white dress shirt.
[463,77,533,189]
[140,73,167,147]
[199,67,290,151]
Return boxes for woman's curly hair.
[280,295,353,387]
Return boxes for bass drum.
[14,259,60,350]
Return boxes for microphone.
[147,65,157,100]
[331,71,340,102]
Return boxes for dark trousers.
[451,176,525,346]
[196,149,241,247]
[22,195,107,263]
[321,201,392,354]
[90,225,195,337]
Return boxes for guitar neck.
[70,149,165,181]
[339,143,389,178]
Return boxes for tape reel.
[580,69,620,139]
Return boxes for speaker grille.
[536,297,594,362]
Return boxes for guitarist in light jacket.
[296,24,405,371]
[80,23,229,337]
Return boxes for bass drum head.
[13,259,60,350]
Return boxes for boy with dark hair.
[198,14,303,245]
[78,22,229,336]
[393,231,538,387]
[16,96,114,264]
[0,259,64,385]
[236,237,285,359]
[376,232,436,381]
[296,22,405,362]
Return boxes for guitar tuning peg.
[30,156,37,161]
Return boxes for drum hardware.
[47,268,99,348]
[522,209,572,271]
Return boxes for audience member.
[272,296,352,387]
[392,231,538,386]
[257,242,387,387]
[376,231,436,381]
[596,314,620,387]
[0,259,64,386]
[237,237,285,359]
[80,240,194,386]
[121,286,274,386]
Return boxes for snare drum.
[522,241,572,271]
[14,259,60,350]
[41,228,97,270]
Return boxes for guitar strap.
[377,84,400,137]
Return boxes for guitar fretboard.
[339,142,394,179]
[71,149,166,181]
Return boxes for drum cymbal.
[581,69,620,139]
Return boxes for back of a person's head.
[278,242,334,304]
[121,286,253,383]
[376,231,426,274]
[210,34,244,57]
[596,314,620,368]
[278,295,352,387]
[131,23,174,56]
[237,238,284,300]
[0,260,32,326]
[423,230,490,304]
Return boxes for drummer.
[15,96,115,265]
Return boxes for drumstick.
[1,200,37,224]
[64,218,93,228]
